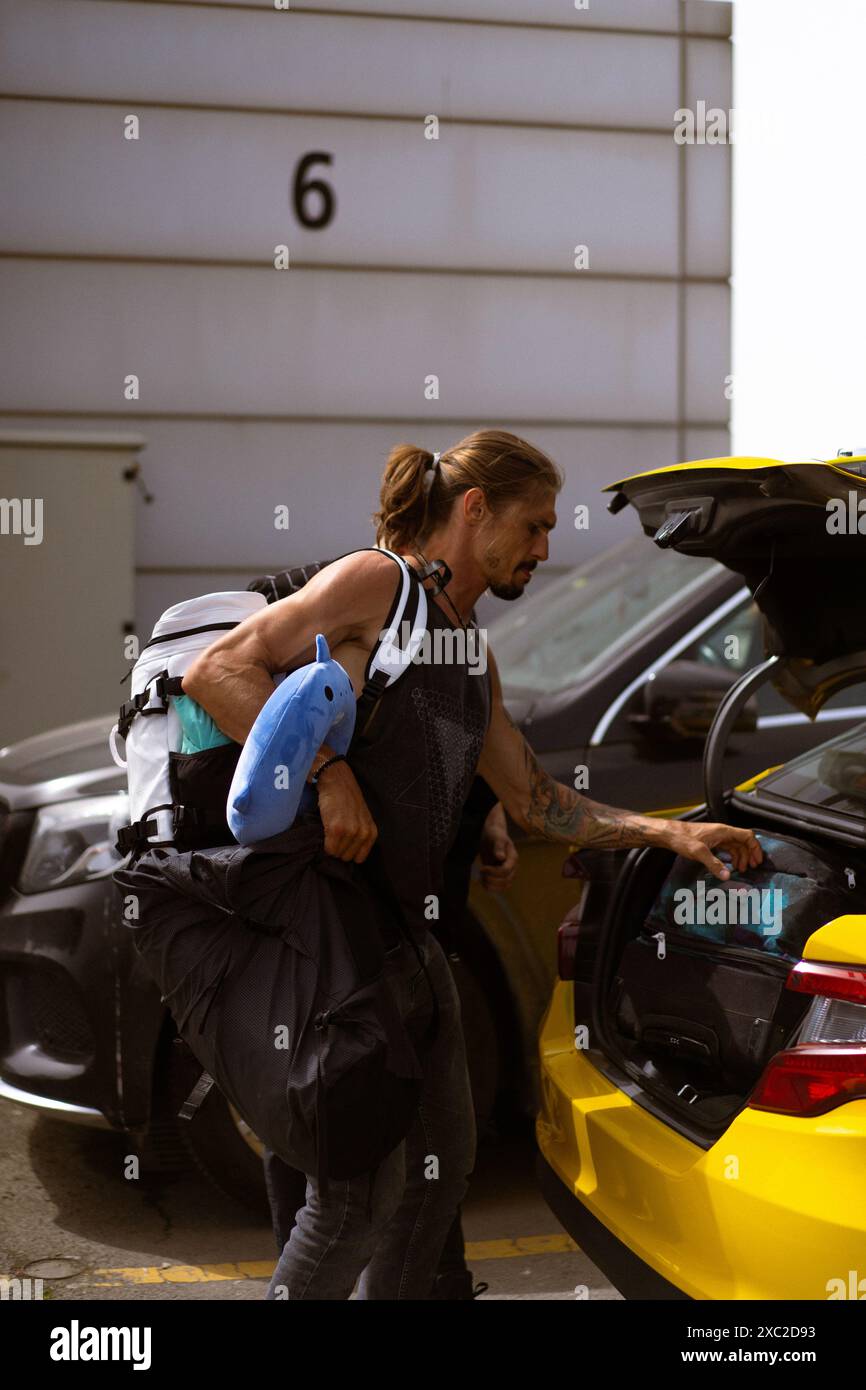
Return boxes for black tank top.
[347,593,493,941]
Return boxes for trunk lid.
[605,455,866,717]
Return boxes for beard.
[488,578,525,601]
[482,537,535,601]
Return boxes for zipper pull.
[652,931,666,961]
[845,867,857,889]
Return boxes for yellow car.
[537,454,866,1300]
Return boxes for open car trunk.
[594,823,866,1137]
[605,455,866,718]
[592,456,866,1139]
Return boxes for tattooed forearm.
[487,696,762,878]
[491,706,662,848]
[519,738,662,849]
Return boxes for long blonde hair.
[372,429,562,550]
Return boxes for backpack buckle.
[117,690,150,739]
[115,822,142,853]
[153,673,184,703]
[115,805,176,853]
[117,671,183,739]
[115,814,159,854]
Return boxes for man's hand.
[478,802,519,892]
[655,819,763,880]
[315,760,378,863]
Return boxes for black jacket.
[115,817,430,1192]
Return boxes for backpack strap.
[117,672,185,740]
[340,547,428,741]
[177,1068,216,1121]
[114,801,209,854]
[247,560,335,603]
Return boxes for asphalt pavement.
[0,1102,619,1302]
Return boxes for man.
[183,428,762,1299]
[251,562,516,1299]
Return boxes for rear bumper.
[538,981,866,1300]
[536,1151,689,1299]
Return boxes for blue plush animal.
[227,634,356,845]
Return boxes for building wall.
[0,0,732,635]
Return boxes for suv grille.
[3,965,94,1061]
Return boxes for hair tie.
[422,450,442,496]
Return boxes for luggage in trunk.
[608,832,866,1104]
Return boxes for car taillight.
[787,959,866,1005]
[748,959,866,1116]
[749,1046,866,1117]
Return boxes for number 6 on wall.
[291,152,336,229]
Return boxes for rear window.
[755,723,866,819]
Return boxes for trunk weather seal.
[731,788,866,850]
[702,654,781,820]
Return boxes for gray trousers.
[265,928,477,1300]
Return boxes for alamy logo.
[673,883,783,936]
[49,1320,152,1370]
[377,620,488,675]
[0,497,43,545]
[826,1270,866,1299]
[826,492,866,534]
[0,1276,44,1299]
[674,100,734,144]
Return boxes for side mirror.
[628,659,758,744]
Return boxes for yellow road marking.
[2,1237,580,1288]
[467,1235,578,1260]
[89,1262,276,1286]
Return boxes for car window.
[676,599,787,714]
[752,722,866,818]
[487,539,721,697]
[677,599,762,676]
[678,601,866,720]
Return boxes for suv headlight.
[18,794,130,894]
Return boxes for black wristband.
[310,753,346,786]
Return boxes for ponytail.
[371,443,437,552]
[372,430,562,551]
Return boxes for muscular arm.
[477,648,763,879]
[181,551,397,744]
[181,551,401,863]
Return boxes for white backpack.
[110,548,430,855]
